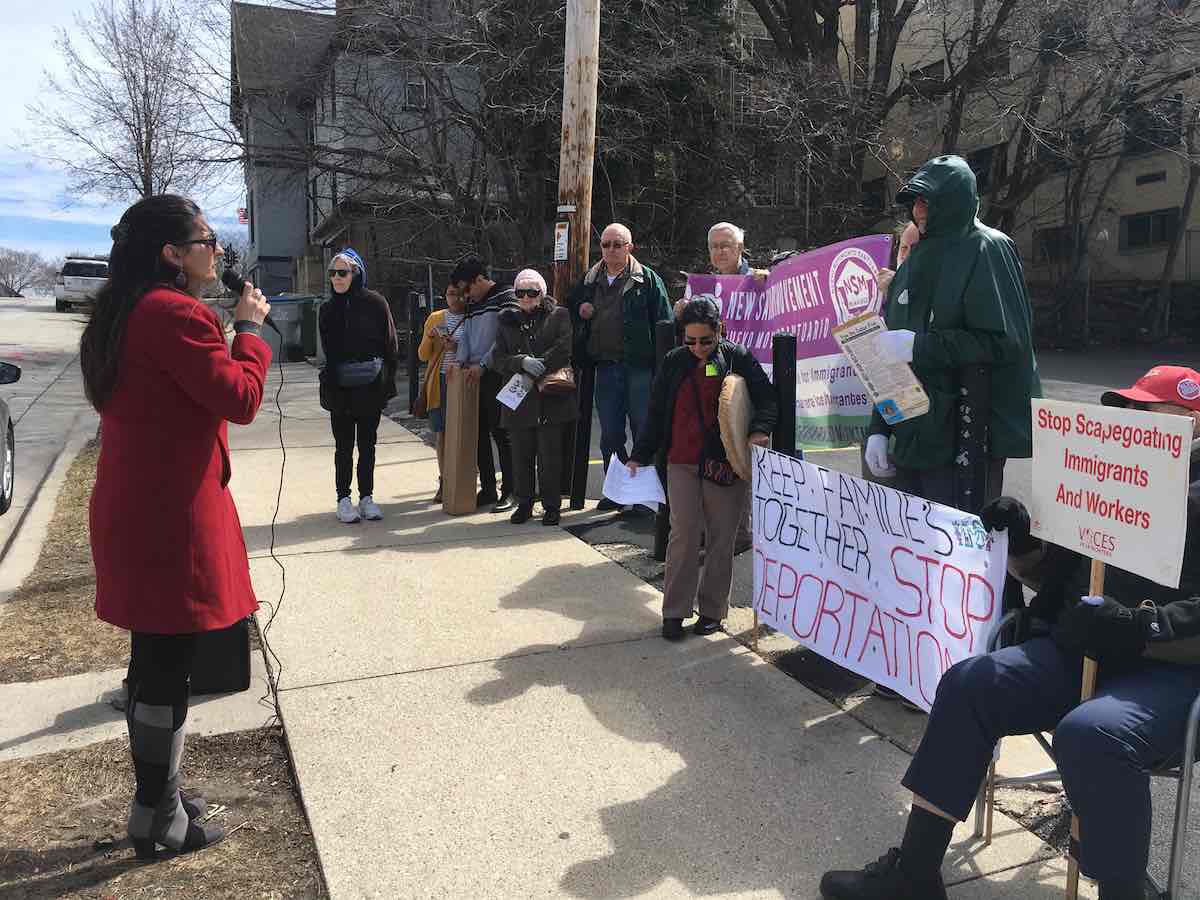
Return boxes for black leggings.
[331,410,382,500]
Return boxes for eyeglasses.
[600,241,628,250]
[683,336,716,347]
[329,268,352,278]
[178,235,219,251]
[514,288,542,298]
[709,241,737,251]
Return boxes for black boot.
[509,502,534,524]
[662,618,685,641]
[542,508,561,526]
[820,848,948,899]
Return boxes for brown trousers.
[663,463,743,621]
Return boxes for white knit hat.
[514,268,547,295]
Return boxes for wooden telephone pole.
[557,0,602,510]
[552,0,601,299]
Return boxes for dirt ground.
[0,727,326,899]
[0,441,130,684]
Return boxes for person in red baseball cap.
[821,367,1200,900]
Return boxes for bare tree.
[28,0,234,201]
[0,249,56,297]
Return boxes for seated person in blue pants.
[821,364,1200,900]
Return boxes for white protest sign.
[1030,399,1192,588]
[751,445,1007,711]
[496,373,533,411]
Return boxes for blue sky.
[1,1,247,261]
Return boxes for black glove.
[1052,596,1152,661]
[980,496,1040,554]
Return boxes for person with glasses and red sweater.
[568,223,672,511]
[627,298,776,640]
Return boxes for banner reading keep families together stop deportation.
[685,234,892,449]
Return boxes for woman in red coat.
[81,195,271,859]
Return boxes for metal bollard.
[652,320,677,562]
[407,291,426,414]
[569,363,596,510]
[771,333,798,457]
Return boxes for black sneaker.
[596,497,621,512]
[492,493,514,513]
[509,502,533,524]
[694,616,723,636]
[476,490,499,508]
[542,508,561,526]
[820,848,947,900]
[872,683,925,713]
[662,618,685,641]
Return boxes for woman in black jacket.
[629,298,777,640]
[491,268,577,526]
[318,249,399,523]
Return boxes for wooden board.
[442,368,480,515]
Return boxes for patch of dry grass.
[0,441,130,684]
[0,727,326,899]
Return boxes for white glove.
[879,329,915,363]
[521,356,546,377]
[864,434,896,479]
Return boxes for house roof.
[231,2,335,95]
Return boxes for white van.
[55,257,109,312]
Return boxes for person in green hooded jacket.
[862,155,1041,509]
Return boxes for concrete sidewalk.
[230,362,1092,899]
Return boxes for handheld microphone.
[221,266,281,334]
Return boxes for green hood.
[896,155,979,241]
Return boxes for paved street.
[0,296,97,586]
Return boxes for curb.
[0,411,98,604]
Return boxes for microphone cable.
[221,267,287,725]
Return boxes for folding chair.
[972,610,1200,898]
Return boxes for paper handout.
[832,313,929,425]
[602,462,666,512]
[496,373,533,411]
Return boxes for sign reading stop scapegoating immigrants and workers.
[751,445,1007,712]
[685,234,892,450]
[1030,399,1193,588]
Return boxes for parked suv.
[55,256,108,312]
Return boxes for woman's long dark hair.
[80,195,201,411]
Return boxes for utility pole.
[557,0,602,510]
[552,0,601,299]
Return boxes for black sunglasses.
[514,288,542,298]
[329,268,353,278]
[600,240,628,249]
[683,336,716,347]
[177,235,219,251]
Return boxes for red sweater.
[668,364,722,465]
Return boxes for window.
[1033,225,1079,263]
[1040,12,1087,54]
[1136,171,1167,186]
[909,60,945,103]
[1037,127,1085,174]
[1124,95,1183,156]
[968,143,1008,193]
[1120,207,1180,251]
[404,80,428,110]
[862,177,886,216]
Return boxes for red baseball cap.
[1101,366,1200,412]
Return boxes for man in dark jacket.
[862,155,1041,509]
[568,223,672,511]
[451,255,516,513]
[821,368,1200,900]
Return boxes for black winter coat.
[630,340,777,469]
[491,300,578,430]
[318,287,399,416]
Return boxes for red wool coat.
[90,287,272,634]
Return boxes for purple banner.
[685,235,893,448]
